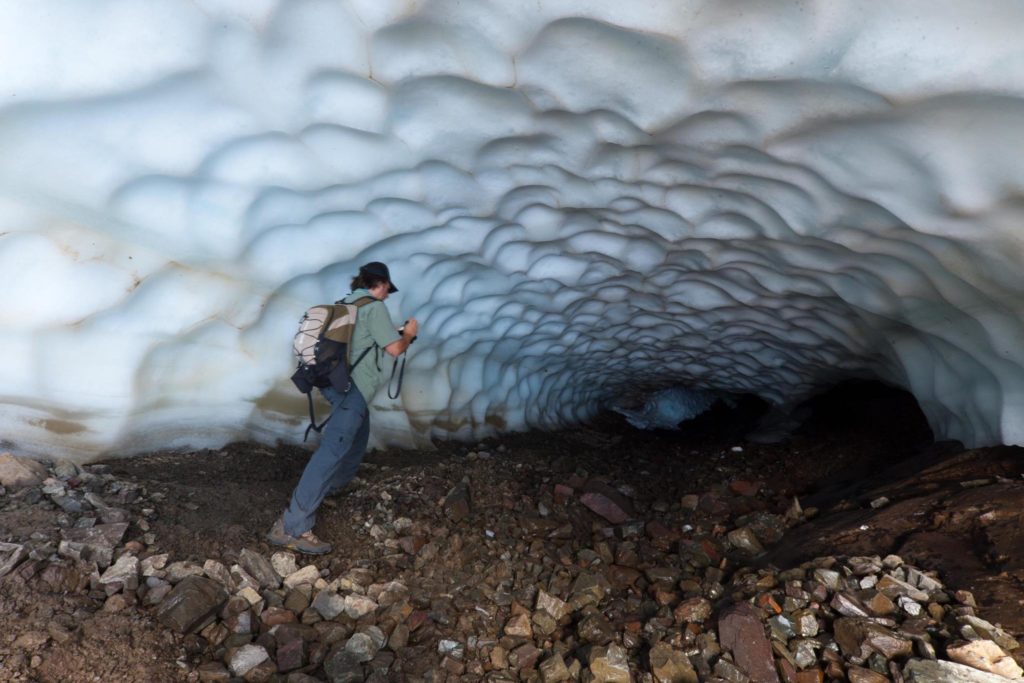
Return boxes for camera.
[399,320,417,344]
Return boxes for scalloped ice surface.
[3,0,1024,460]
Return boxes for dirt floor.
[1,381,1022,681]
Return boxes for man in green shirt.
[269,262,419,554]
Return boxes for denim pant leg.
[283,386,369,536]
[326,405,371,496]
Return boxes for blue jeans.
[283,385,369,536]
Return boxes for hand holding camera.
[399,318,419,344]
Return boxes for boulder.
[0,453,48,488]
[156,575,229,634]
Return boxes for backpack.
[290,296,376,440]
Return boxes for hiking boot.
[266,518,332,555]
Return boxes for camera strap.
[387,352,406,400]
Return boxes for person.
[267,261,419,554]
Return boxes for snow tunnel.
[3,1,1024,461]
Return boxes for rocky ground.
[1,383,1023,683]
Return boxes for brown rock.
[588,643,631,683]
[197,661,231,682]
[847,666,890,683]
[443,481,471,522]
[718,603,781,683]
[261,606,297,627]
[794,670,824,683]
[580,481,634,524]
[504,613,533,638]
[540,653,572,682]
[156,575,229,634]
[536,589,570,620]
[674,597,713,624]
[649,641,697,683]
[12,631,49,651]
[510,642,541,670]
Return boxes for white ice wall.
[3,0,1024,459]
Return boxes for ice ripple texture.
[3,0,1024,459]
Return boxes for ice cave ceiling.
[2,0,1024,460]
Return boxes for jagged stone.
[443,480,471,522]
[231,564,260,591]
[588,643,631,682]
[580,480,634,524]
[504,613,533,638]
[904,658,1020,683]
[577,611,615,644]
[312,590,346,620]
[718,603,780,683]
[535,589,570,620]
[272,552,298,579]
[229,644,269,677]
[276,637,307,673]
[540,653,571,682]
[142,553,169,576]
[239,549,280,589]
[99,553,139,586]
[193,560,226,587]
[166,560,206,583]
[946,640,1023,679]
[324,647,365,683]
[58,523,128,568]
[0,542,28,578]
[156,575,229,634]
[345,632,380,663]
[649,641,698,683]
[344,594,377,619]
[728,527,766,555]
[197,661,231,682]
[510,642,541,670]
[674,597,713,623]
[847,666,889,683]
[283,564,320,589]
[958,615,1020,651]
[0,453,48,488]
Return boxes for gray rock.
[155,575,228,634]
[229,643,269,677]
[283,564,320,589]
[271,551,298,579]
[958,615,1020,651]
[52,459,80,479]
[165,561,205,583]
[202,559,232,587]
[312,590,347,620]
[239,548,280,589]
[345,632,380,662]
[0,453,48,488]
[344,594,377,619]
[99,554,139,586]
[0,542,28,578]
[141,553,169,576]
[324,647,365,683]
